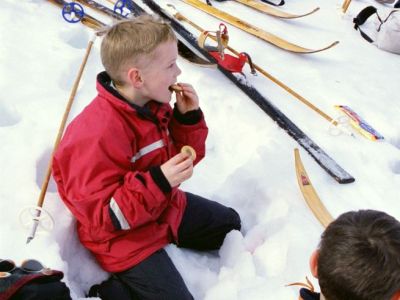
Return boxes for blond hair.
[100,14,176,85]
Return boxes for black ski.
[138,0,354,183]
[67,0,355,184]
[73,0,215,66]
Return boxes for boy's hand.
[174,83,199,114]
[160,152,193,188]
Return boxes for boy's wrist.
[150,166,172,194]
[173,105,202,125]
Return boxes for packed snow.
[1,0,399,299]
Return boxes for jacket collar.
[96,71,167,123]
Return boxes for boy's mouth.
[168,84,182,93]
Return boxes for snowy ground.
[1,0,399,299]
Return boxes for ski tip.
[26,237,33,244]
[337,176,355,184]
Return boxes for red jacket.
[52,72,208,272]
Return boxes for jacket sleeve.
[52,126,171,235]
[168,105,208,165]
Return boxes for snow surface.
[1,0,399,299]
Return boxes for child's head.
[100,15,181,104]
[310,210,400,300]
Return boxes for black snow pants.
[91,192,241,300]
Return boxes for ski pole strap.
[286,277,321,300]
[241,52,256,75]
[353,6,379,43]
[197,24,255,74]
[197,24,229,54]
[198,31,219,52]
[286,276,315,291]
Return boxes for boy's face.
[139,40,181,104]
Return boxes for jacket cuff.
[150,166,172,194]
[173,105,202,125]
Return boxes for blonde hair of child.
[100,14,177,86]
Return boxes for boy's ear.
[309,250,319,278]
[391,291,400,300]
[127,68,144,88]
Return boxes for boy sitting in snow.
[52,15,241,299]
[300,209,400,300]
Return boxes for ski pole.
[26,34,97,244]
[166,5,340,127]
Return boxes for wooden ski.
[294,149,334,228]
[178,0,339,53]
[233,0,320,19]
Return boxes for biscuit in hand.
[181,145,196,161]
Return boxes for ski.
[126,0,354,183]
[211,0,320,19]
[335,105,384,141]
[177,0,339,53]
[294,149,333,228]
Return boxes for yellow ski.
[179,0,339,53]
[294,149,334,228]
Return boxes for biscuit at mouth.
[169,84,183,92]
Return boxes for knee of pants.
[90,276,132,300]
[158,289,194,300]
[229,208,242,231]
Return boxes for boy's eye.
[168,63,175,68]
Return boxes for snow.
[1,0,399,299]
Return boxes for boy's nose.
[176,65,182,76]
